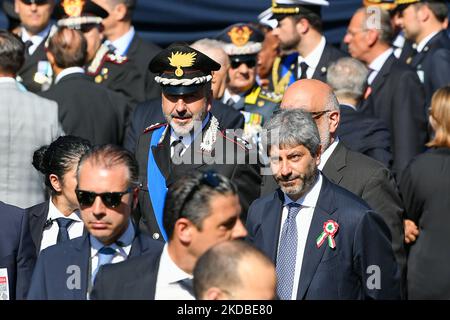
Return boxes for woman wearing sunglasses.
[26,135,92,255]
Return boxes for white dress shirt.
[110,27,135,56]
[297,36,326,79]
[169,113,210,157]
[39,198,84,252]
[54,67,85,84]
[317,137,339,171]
[20,25,51,56]
[367,48,393,85]
[154,244,195,300]
[278,173,323,300]
[222,88,243,106]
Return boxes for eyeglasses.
[230,59,257,69]
[20,0,49,5]
[310,110,332,120]
[75,188,133,208]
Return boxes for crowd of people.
[1,0,450,300]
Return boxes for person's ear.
[49,173,62,193]
[295,18,309,34]
[315,144,322,167]
[131,187,139,210]
[366,29,379,47]
[174,217,193,245]
[114,3,128,21]
[46,51,55,66]
[204,287,226,300]
[328,110,340,135]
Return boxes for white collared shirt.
[393,32,406,58]
[20,25,51,56]
[416,30,440,53]
[154,244,195,300]
[110,27,135,56]
[0,77,16,84]
[297,36,326,79]
[169,113,210,157]
[54,67,85,84]
[39,198,84,252]
[278,173,323,300]
[222,88,243,105]
[318,137,339,171]
[367,48,393,85]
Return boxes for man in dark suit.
[123,98,245,153]
[327,57,392,168]
[15,0,55,92]
[39,27,129,145]
[345,7,428,177]
[134,44,261,241]
[261,79,407,292]
[396,0,450,108]
[91,171,247,300]
[92,0,161,102]
[27,145,163,300]
[268,0,347,94]
[249,108,401,299]
[0,202,36,300]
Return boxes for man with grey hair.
[193,240,276,300]
[327,57,392,167]
[344,6,428,178]
[247,108,401,299]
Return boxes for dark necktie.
[92,247,116,285]
[171,138,185,160]
[226,97,235,107]
[299,62,309,80]
[24,40,33,59]
[56,218,74,243]
[178,278,194,296]
[276,203,301,300]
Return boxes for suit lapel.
[296,177,338,299]
[73,234,91,300]
[370,54,394,96]
[312,44,331,81]
[29,201,49,255]
[152,128,171,180]
[321,142,346,185]
[261,190,284,262]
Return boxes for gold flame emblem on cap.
[168,51,197,77]
[228,26,253,47]
[62,0,85,17]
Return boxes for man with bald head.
[260,79,406,294]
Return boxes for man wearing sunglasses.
[91,171,247,300]
[133,43,261,243]
[27,145,163,300]
[217,23,282,140]
[15,0,55,92]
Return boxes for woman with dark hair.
[26,135,92,255]
[399,86,450,299]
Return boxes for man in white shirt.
[344,6,427,177]
[15,0,55,92]
[27,144,163,300]
[90,171,248,300]
[247,108,401,299]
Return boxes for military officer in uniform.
[217,23,281,140]
[54,0,142,105]
[15,0,55,92]
[268,0,347,94]
[134,43,261,242]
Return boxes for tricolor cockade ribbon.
[316,220,339,249]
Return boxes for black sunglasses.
[75,188,133,208]
[20,0,49,5]
[178,171,221,216]
[230,59,257,69]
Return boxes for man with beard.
[268,0,347,94]
[259,79,407,295]
[133,43,261,242]
[246,108,401,299]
